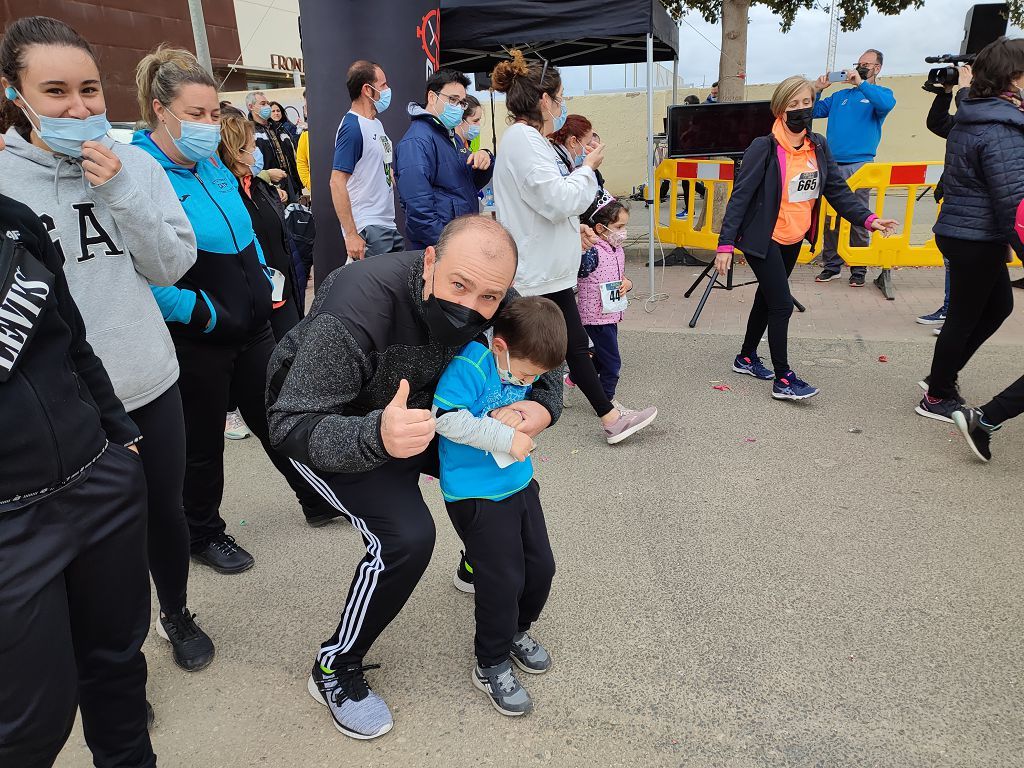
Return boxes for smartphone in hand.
[827,71,847,83]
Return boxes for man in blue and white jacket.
[813,48,896,286]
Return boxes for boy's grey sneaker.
[472,660,533,716]
[511,631,551,674]
[307,662,393,740]
[604,405,657,445]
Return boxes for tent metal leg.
[646,33,655,300]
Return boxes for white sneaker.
[224,410,250,440]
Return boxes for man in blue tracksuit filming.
[812,48,896,287]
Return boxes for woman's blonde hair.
[770,76,815,118]
[135,45,216,128]
[217,114,254,171]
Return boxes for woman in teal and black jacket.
[133,46,332,575]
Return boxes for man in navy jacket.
[395,70,494,249]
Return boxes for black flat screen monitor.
[667,101,777,158]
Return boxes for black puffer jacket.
[933,97,1024,255]
[0,194,139,510]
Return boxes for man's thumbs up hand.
[381,379,435,458]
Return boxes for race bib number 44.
[600,280,628,313]
[788,169,820,203]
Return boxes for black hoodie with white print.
[0,193,139,511]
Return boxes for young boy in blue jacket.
[432,296,567,717]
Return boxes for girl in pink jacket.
[577,194,632,403]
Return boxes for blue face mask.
[572,140,587,168]
[548,98,568,132]
[164,108,221,164]
[7,87,111,157]
[437,99,465,131]
[466,124,481,141]
[258,105,272,120]
[244,146,264,175]
[370,85,392,114]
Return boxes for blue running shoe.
[916,308,946,325]
[772,371,819,401]
[733,354,774,380]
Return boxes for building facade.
[0,0,303,121]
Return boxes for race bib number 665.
[788,170,820,203]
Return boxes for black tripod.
[684,257,806,328]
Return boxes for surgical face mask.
[497,348,538,387]
[369,85,392,114]
[784,106,814,135]
[572,139,587,168]
[258,105,272,120]
[547,97,567,132]
[423,273,489,346]
[164,107,221,164]
[434,95,465,130]
[466,124,481,141]
[6,86,110,157]
[242,146,264,175]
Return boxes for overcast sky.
[552,0,1022,93]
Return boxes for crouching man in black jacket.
[0,189,154,766]
[266,215,561,740]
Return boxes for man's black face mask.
[423,269,490,346]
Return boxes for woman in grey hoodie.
[0,16,215,673]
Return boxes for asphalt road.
[55,330,1023,768]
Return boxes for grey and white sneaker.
[510,631,551,674]
[472,660,533,716]
[307,662,393,740]
[603,405,657,445]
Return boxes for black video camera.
[923,53,977,93]
[922,4,1008,93]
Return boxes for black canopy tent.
[439,0,681,297]
[440,0,679,70]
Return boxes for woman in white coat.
[490,50,657,444]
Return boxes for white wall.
[234,0,302,71]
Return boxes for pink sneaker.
[603,406,657,445]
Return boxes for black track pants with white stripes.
[292,447,439,670]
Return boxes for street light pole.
[187,0,214,76]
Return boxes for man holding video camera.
[812,49,896,286]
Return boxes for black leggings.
[175,324,328,551]
[741,241,801,378]
[544,287,615,418]
[129,384,189,614]
[270,300,301,343]
[928,236,1013,400]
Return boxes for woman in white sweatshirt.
[0,16,214,673]
[490,50,657,445]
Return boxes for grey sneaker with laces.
[473,659,533,716]
[307,662,393,740]
[510,630,551,674]
[603,405,657,445]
